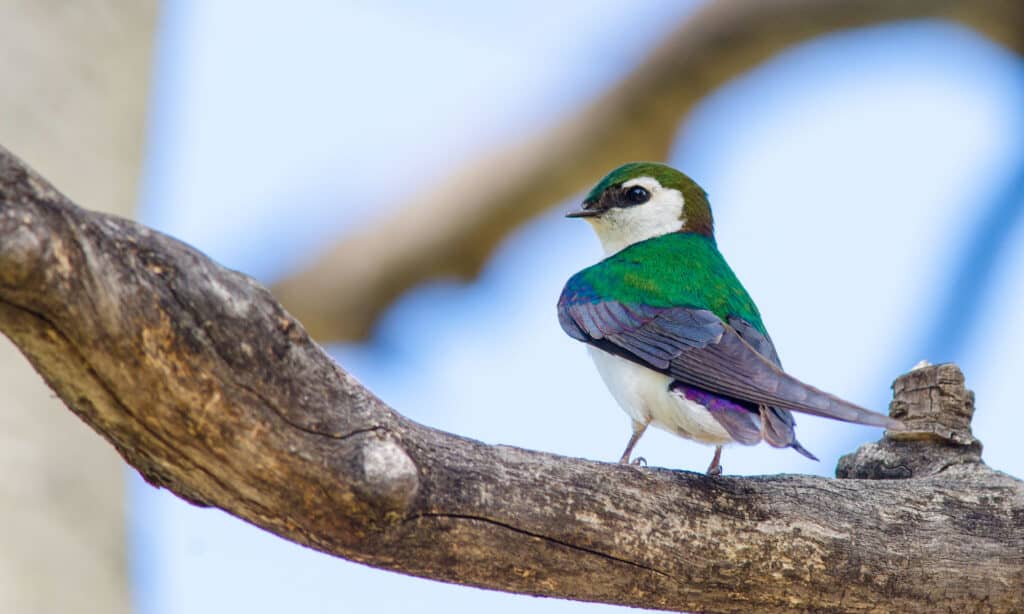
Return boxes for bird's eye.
[625,186,650,205]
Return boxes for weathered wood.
[0,146,1021,613]
[838,364,984,479]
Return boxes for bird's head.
[568,162,712,255]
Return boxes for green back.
[568,232,766,334]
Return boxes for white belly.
[587,346,733,445]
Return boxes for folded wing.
[558,299,901,430]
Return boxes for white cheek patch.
[589,177,686,255]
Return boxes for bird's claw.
[618,456,647,467]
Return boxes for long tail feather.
[670,328,905,430]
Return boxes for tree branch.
[1,146,1021,612]
[271,0,1024,341]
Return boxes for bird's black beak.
[566,200,602,218]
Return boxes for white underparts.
[587,346,733,445]
[586,176,685,256]
[581,175,728,446]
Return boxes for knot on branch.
[837,363,982,479]
[0,219,44,289]
[357,436,420,515]
[0,154,51,289]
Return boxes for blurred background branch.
[271,0,1024,342]
[0,2,155,613]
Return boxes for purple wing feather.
[557,298,902,431]
[670,382,762,445]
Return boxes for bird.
[557,162,903,474]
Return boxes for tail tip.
[885,417,907,432]
[791,441,819,462]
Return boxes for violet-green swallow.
[557,162,902,474]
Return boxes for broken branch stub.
[837,364,984,479]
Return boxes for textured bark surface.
[0,3,155,612]
[1,147,1022,613]
[272,0,1024,342]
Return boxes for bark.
[0,3,155,612]
[271,0,1024,342]
[1,147,1021,613]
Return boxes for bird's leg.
[618,420,649,464]
[706,446,723,476]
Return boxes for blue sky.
[133,3,1024,613]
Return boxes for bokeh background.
[2,1,1023,613]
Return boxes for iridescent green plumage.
[563,232,767,336]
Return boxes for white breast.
[587,346,733,445]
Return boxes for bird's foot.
[618,420,649,465]
[705,445,723,476]
[631,456,647,467]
